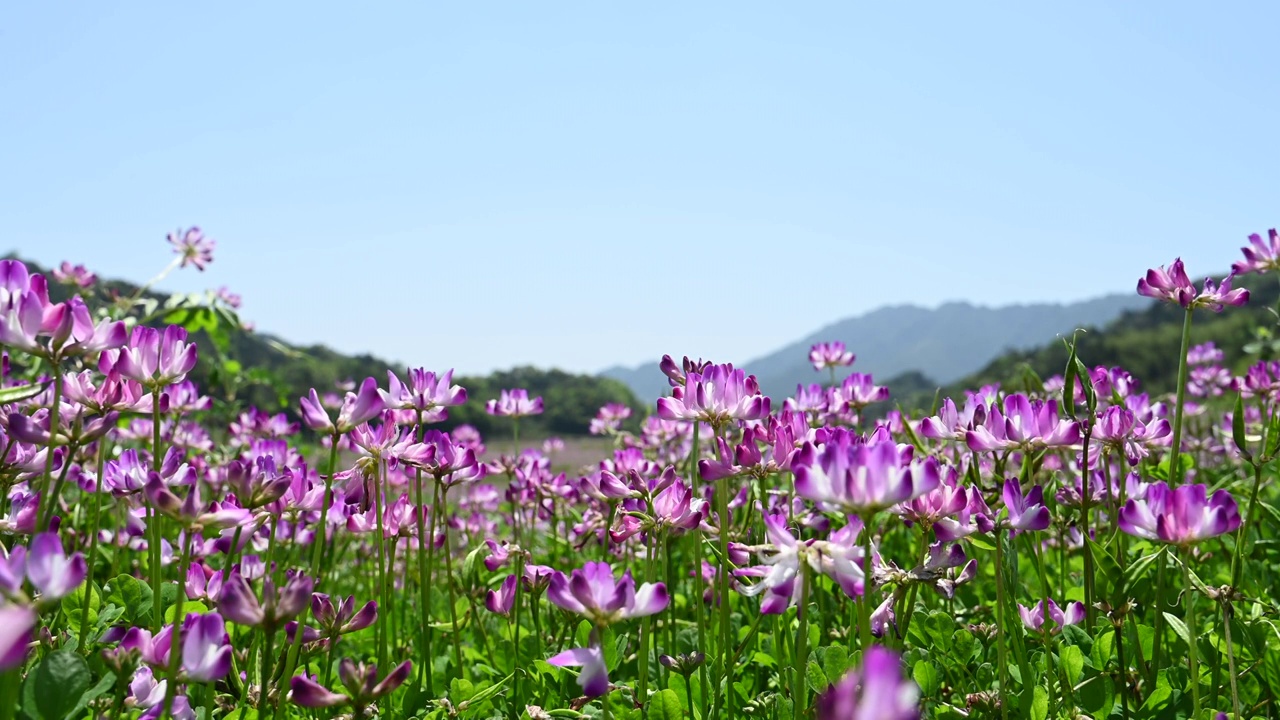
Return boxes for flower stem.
[512,553,525,720]
[35,362,62,532]
[373,460,390,669]
[161,531,193,720]
[1169,308,1194,486]
[441,484,465,676]
[1223,600,1242,719]
[858,513,874,652]
[994,536,1010,720]
[149,386,165,635]
[79,438,109,649]
[793,559,811,720]
[1231,460,1265,588]
[1179,551,1201,716]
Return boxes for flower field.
[1,228,1279,720]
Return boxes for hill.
[890,271,1279,412]
[20,258,639,437]
[602,294,1148,401]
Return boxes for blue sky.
[2,2,1276,375]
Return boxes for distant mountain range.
[601,294,1151,401]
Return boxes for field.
[0,232,1278,720]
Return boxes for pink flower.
[168,227,215,271]
[656,364,770,426]
[1233,229,1280,275]
[112,326,198,388]
[26,531,87,601]
[1137,258,1249,312]
[809,341,856,371]
[485,388,544,417]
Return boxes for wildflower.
[966,394,1080,452]
[589,403,632,435]
[1233,228,1280,275]
[793,434,939,515]
[735,514,865,612]
[1092,405,1170,466]
[182,613,232,681]
[485,389,544,417]
[311,594,377,637]
[809,341,855,371]
[656,364,770,426]
[217,570,314,628]
[51,262,97,289]
[984,479,1051,535]
[379,368,467,418]
[659,355,712,388]
[832,373,890,411]
[1187,342,1224,365]
[26,531,87,601]
[815,645,920,720]
[1018,599,1085,634]
[299,377,385,435]
[289,659,412,709]
[547,643,609,697]
[112,326,198,388]
[546,562,668,625]
[1118,482,1240,547]
[1137,258,1249,311]
[894,468,969,530]
[919,395,988,442]
[485,574,517,615]
[0,605,35,670]
[168,227,215,271]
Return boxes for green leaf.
[1163,612,1192,649]
[1234,392,1253,460]
[67,671,116,719]
[1137,671,1170,718]
[62,582,100,630]
[0,383,48,405]
[105,574,153,627]
[460,673,510,709]
[821,646,849,685]
[1088,537,1123,602]
[1060,644,1085,686]
[1091,629,1115,671]
[966,534,995,552]
[806,660,828,692]
[1079,675,1115,717]
[165,600,208,624]
[646,689,684,720]
[1030,684,1048,720]
[32,650,91,720]
[1122,547,1165,596]
[912,660,940,696]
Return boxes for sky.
[1,2,1277,376]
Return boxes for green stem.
[714,473,732,718]
[512,553,525,720]
[1231,460,1265,588]
[373,461,389,669]
[1114,622,1130,720]
[858,513,874,651]
[1180,551,1201,717]
[441,484,464,676]
[1169,309,1194,486]
[79,439,109,649]
[35,361,62,531]
[994,536,1010,720]
[1150,557,1168,686]
[259,629,276,717]
[161,531,194,720]
[149,387,165,634]
[793,559,811,720]
[1223,601,1242,719]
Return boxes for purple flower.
[735,515,865,612]
[919,395,989,442]
[589,403,632,435]
[656,364,770,426]
[1187,342,1225,366]
[651,477,707,535]
[965,394,1080,452]
[547,643,610,697]
[1118,481,1241,547]
[397,430,485,485]
[809,341,855,371]
[26,531,86,601]
[182,613,231,681]
[52,262,97,289]
[992,479,1051,535]
[300,377,385,435]
[290,660,412,708]
[168,227,215,271]
[379,368,467,417]
[216,570,314,628]
[894,468,969,530]
[311,594,377,636]
[1093,405,1170,466]
[0,605,34,671]
[290,675,350,708]
[485,574,517,616]
[485,389,544,418]
[1018,599,1085,634]
[1137,258,1249,312]
[832,373,890,411]
[793,434,939,515]
[1233,228,1280,275]
[546,562,668,625]
[815,645,920,720]
[112,326,198,388]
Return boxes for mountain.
[891,271,1278,412]
[602,294,1149,402]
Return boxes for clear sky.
[2,2,1277,376]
